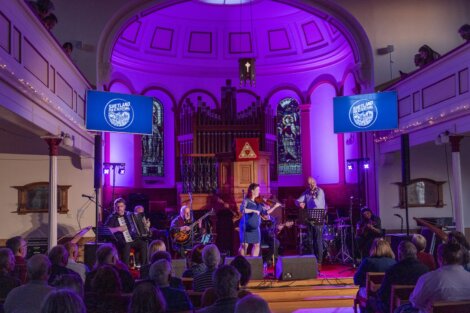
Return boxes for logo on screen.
[349,99,378,128]
[104,98,134,130]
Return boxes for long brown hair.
[246,183,259,199]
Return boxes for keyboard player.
[105,198,148,266]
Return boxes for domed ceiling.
[111,0,353,77]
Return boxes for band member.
[170,205,202,257]
[239,183,281,257]
[105,198,148,266]
[133,205,152,238]
[260,217,280,266]
[295,177,326,264]
[355,207,383,259]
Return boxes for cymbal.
[334,217,350,223]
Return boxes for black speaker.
[275,255,317,280]
[401,134,410,185]
[171,259,187,278]
[27,238,48,258]
[94,134,102,189]
[84,242,105,269]
[224,256,264,280]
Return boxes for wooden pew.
[431,299,470,313]
[390,285,415,313]
[353,272,386,313]
[181,277,193,290]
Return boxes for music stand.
[305,208,325,225]
[92,226,117,243]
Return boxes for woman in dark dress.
[239,183,280,257]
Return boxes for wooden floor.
[246,265,358,313]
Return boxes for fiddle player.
[295,177,326,265]
[355,207,383,259]
[170,205,202,257]
[239,183,281,257]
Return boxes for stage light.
[103,166,110,175]
[363,162,370,169]
[347,162,353,171]
[118,164,126,175]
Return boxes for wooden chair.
[390,285,415,313]
[431,299,470,313]
[181,277,193,290]
[353,272,386,313]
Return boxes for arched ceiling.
[111,0,354,77]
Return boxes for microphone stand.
[349,196,357,268]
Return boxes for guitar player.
[105,198,148,266]
[355,207,383,259]
[170,205,203,257]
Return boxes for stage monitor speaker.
[224,256,264,280]
[276,255,317,280]
[171,258,187,278]
[27,238,48,259]
[84,242,105,270]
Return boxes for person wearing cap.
[356,207,383,259]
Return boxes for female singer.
[239,183,280,256]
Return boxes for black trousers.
[118,239,148,266]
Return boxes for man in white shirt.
[409,242,470,313]
[64,242,88,282]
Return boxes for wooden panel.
[413,92,420,112]
[77,94,85,118]
[56,73,73,108]
[49,66,55,92]
[0,12,10,53]
[459,68,468,94]
[398,95,412,117]
[239,163,253,185]
[73,91,77,111]
[23,39,48,86]
[422,75,456,108]
[12,27,20,62]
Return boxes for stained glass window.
[142,98,164,176]
[277,97,301,175]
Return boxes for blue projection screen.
[86,90,153,135]
[333,91,398,133]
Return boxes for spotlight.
[103,167,110,175]
[363,162,370,170]
[118,164,126,175]
[347,162,353,171]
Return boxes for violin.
[254,196,284,208]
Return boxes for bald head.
[28,254,51,281]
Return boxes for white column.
[450,136,464,233]
[43,137,62,250]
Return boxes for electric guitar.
[172,209,215,245]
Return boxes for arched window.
[142,98,164,176]
[277,97,301,175]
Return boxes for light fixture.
[118,164,126,175]
[346,158,370,171]
[363,161,370,170]
[102,162,126,175]
[103,167,110,175]
[239,58,256,87]
[347,162,354,171]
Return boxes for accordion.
[117,212,151,243]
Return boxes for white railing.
[0,0,94,156]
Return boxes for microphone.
[82,194,94,199]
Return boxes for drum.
[322,225,336,241]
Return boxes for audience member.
[91,264,122,294]
[458,24,470,42]
[355,207,383,259]
[149,259,193,312]
[0,248,20,299]
[6,236,28,283]
[353,238,396,298]
[53,273,84,298]
[148,240,166,261]
[84,243,134,293]
[27,0,55,19]
[447,230,470,271]
[198,265,240,313]
[42,13,58,31]
[128,281,166,313]
[193,244,220,292]
[4,254,54,313]
[48,244,81,286]
[412,234,436,270]
[372,240,429,313]
[62,42,73,57]
[235,294,271,313]
[64,242,88,282]
[230,255,252,296]
[140,250,183,289]
[182,244,206,278]
[40,289,85,313]
[418,45,440,66]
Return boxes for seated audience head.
[42,13,58,31]
[64,242,78,261]
[48,245,69,266]
[6,235,27,258]
[458,24,470,41]
[129,281,166,313]
[27,253,51,281]
[438,242,464,267]
[150,250,172,264]
[412,234,427,252]
[188,244,204,266]
[53,273,84,298]
[414,53,424,67]
[213,265,240,298]
[95,243,118,268]
[149,259,171,287]
[40,289,86,313]
[369,238,395,259]
[230,255,252,287]
[91,264,122,294]
[235,294,271,313]
[35,0,55,18]
[0,247,15,273]
[148,240,167,262]
[202,244,221,270]
[397,240,417,261]
[62,42,73,56]
[448,231,470,249]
